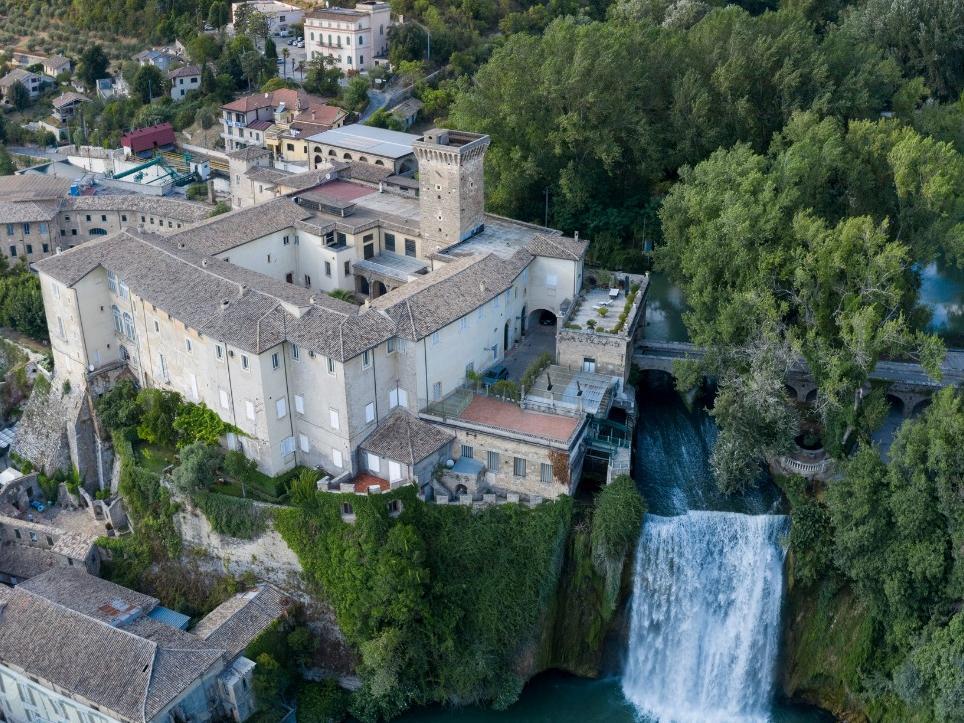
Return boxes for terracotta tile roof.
[459,395,580,444]
[352,472,390,493]
[221,88,311,113]
[247,119,273,131]
[360,408,454,465]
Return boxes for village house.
[168,64,202,101]
[0,68,44,104]
[51,91,90,122]
[43,54,72,77]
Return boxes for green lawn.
[136,444,177,476]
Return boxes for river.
[402,381,831,723]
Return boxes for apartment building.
[221,88,312,152]
[0,568,287,723]
[304,1,391,74]
[35,128,598,498]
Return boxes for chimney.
[178,241,185,249]
[201,259,208,267]
[221,299,230,309]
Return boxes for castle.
[23,127,642,502]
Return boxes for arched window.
[343,153,352,160]
[89,228,107,236]
[374,159,384,166]
[358,156,368,163]
[112,305,122,334]
[122,312,135,341]
[328,149,336,156]
[313,146,322,154]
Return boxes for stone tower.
[412,129,490,253]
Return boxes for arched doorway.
[504,321,510,352]
[372,280,387,297]
[357,276,370,296]
[885,393,905,417]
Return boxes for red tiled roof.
[353,473,389,494]
[221,88,311,113]
[308,180,374,203]
[293,103,345,128]
[247,119,272,131]
[121,123,175,153]
[459,396,580,443]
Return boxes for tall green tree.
[78,44,109,91]
[8,81,30,111]
[132,64,167,103]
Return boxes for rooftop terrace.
[423,388,581,446]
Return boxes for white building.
[33,128,607,500]
[304,1,392,74]
[232,0,304,35]
[168,65,202,101]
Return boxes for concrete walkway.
[503,324,556,383]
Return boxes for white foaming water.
[622,511,789,723]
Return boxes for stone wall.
[176,500,304,591]
[11,380,79,475]
[556,329,632,381]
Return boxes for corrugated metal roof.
[306,125,419,159]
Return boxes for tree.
[264,37,277,61]
[207,1,229,29]
[303,56,341,97]
[94,380,142,431]
[234,4,270,40]
[240,50,274,91]
[365,108,404,131]
[135,388,180,447]
[188,34,221,65]
[281,47,290,77]
[656,112,953,466]
[8,81,30,111]
[0,145,14,176]
[170,441,223,494]
[173,401,233,445]
[840,0,964,101]
[387,23,427,68]
[78,45,109,91]
[132,64,167,104]
[827,388,963,644]
[342,76,370,113]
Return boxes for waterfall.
[622,511,789,723]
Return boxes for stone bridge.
[633,341,964,417]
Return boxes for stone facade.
[413,129,490,254]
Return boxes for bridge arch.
[910,398,931,417]
[885,393,906,417]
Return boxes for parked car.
[481,364,509,386]
[29,499,45,512]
